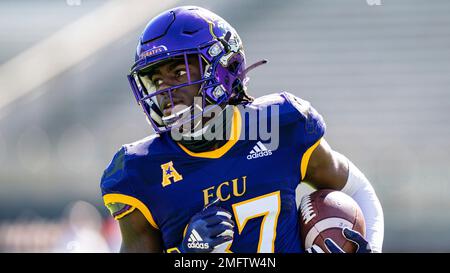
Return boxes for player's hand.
[306,228,372,253]
[323,228,372,253]
[177,199,235,253]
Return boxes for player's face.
[147,55,202,117]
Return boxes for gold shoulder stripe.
[300,138,322,180]
[103,193,159,230]
[114,206,136,220]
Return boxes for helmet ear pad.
[202,51,245,105]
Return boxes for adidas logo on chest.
[247,141,272,160]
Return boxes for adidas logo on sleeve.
[187,229,210,249]
[247,141,272,160]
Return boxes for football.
[299,189,366,253]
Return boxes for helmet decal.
[140,45,168,59]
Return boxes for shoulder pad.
[250,93,285,107]
[124,134,160,157]
[281,92,311,119]
[102,147,126,182]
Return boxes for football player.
[100,6,384,253]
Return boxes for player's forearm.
[340,158,385,253]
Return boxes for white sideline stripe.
[304,218,353,249]
[0,0,178,115]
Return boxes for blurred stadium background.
[0,0,449,252]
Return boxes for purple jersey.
[100,92,326,253]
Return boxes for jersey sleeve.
[100,146,159,229]
[281,92,326,180]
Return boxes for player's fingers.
[212,235,233,247]
[324,238,345,253]
[306,247,316,253]
[215,209,232,219]
[202,206,232,219]
[209,205,233,218]
[211,237,233,253]
[217,228,234,238]
[218,218,235,229]
[342,228,368,252]
[306,244,324,253]
[342,227,364,243]
[205,214,234,227]
[206,210,233,223]
[209,223,235,238]
[206,218,234,237]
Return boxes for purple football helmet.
[127,6,249,133]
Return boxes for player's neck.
[175,105,234,153]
